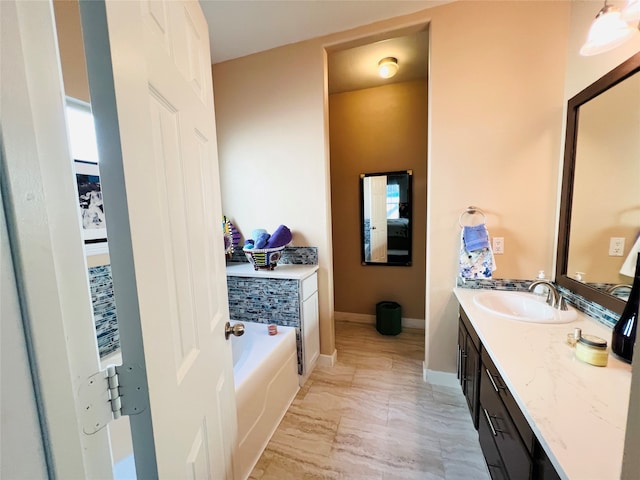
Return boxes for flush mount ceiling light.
[378,57,398,79]
[580,1,637,56]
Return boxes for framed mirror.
[556,52,640,315]
[360,170,412,266]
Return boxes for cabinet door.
[464,339,480,429]
[458,320,467,390]
[302,290,319,372]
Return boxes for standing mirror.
[360,170,412,266]
[556,52,640,314]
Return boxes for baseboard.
[423,364,459,388]
[335,311,373,324]
[317,349,337,367]
[335,311,425,330]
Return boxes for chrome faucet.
[528,280,567,310]
[606,284,632,294]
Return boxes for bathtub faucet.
[225,321,245,339]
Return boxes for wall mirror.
[556,52,640,315]
[360,170,412,266]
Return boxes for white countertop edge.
[453,287,631,480]
[226,263,318,280]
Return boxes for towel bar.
[458,206,486,227]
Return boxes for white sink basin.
[473,291,577,324]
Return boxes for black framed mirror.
[556,52,640,315]
[360,170,412,266]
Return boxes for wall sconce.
[580,0,638,56]
[378,57,398,79]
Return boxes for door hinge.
[79,363,148,435]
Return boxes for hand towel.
[459,229,496,279]
[463,224,490,252]
[266,224,292,249]
[251,228,267,241]
[620,235,640,278]
[255,233,270,249]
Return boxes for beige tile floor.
[249,321,490,479]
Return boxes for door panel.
[81,1,236,478]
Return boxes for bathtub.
[232,322,299,480]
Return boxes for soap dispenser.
[533,270,546,295]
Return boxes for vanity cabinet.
[459,306,561,480]
[458,309,481,429]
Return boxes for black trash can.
[376,301,402,336]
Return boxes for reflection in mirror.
[557,52,640,314]
[360,171,412,266]
[567,71,640,301]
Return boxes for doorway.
[327,27,429,331]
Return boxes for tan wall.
[423,1,570,372]
[211,42,336,355]
[329,81,427,320]
[52,0,90,103]
[212,0,571,368]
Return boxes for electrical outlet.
[493,237,504,255]
[609,237,625,257]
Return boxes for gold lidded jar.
[575,334,608,367]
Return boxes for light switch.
[609,237,625,257]
[493,237,504,255]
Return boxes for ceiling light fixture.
[378,57,398,79]
[580,1,637,56]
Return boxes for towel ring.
[458,206,486,228]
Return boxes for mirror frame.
[556,51,640,315]
[360,170,413,267]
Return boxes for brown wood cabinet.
[458,309,481,429]
[458,307,561,480]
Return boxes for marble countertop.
[454,288,632,480]
[226,263,318,280]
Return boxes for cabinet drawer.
[480,368,532,480]
[482,349,535,455]
[301,273,317,300]
[478,408,508,480]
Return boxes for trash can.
[376,301,402,336]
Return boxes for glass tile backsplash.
[88,265,120,358]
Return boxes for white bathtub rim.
[232,322,295,390]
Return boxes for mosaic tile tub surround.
[88,265,120,358]
[90,247,317,360]
[456,277,620,329]
[227,248,318,375]
[227,274,313,375]
[228,246,318,265]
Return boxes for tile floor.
[249,321,490,479]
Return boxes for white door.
[3,0,236,478]
[369,175,388,262]
[80,1,237,478]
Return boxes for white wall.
[212,42,336,355]
[1,185,48,480]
